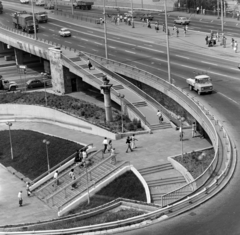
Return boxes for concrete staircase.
[138,163,174,175]
[150,122,172,131]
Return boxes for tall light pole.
[221,0,224,33]
[6,122,14,160]
[85,165,90,204]
[164,0,171,84]
[71,0,74,15]
[117,93,125,132]
[217,0,220,19]
[41,72,48,106]
[30,0,37,40]
[131,0,134,28]
[103,0,108,59]
[43,139,50,173]
[178,116,184,158]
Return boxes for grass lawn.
[174,148,214,179]
[0,130,83,180]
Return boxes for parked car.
[174,16,190,25]
[59,28,71,37]
[140,14,154,21]
[20,0,29,3]
[35,0,45,6]
[26,79,47,89]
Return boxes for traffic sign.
[18,65,27,69]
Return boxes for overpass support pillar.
[48,47,65,94]
[14,48,24,65]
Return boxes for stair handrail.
[32,143,94,184]
[46,153,114,202]
[34,149,103,194]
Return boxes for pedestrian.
[237,12,240,21]
[231,38,235,49]
[196,6,199,14]
[147,20,151,28]
[176,28,179,37]
[110,148,116,164]
[26,182,31,197]
[53,170,59,187]
[142,18,145,27]
[126,136,133,153]
[100,17,103,25]
[82,148,87,164]
[192,122,197,138]
[157,110,163,123]
[103,137,108,153]
[128,17,131,26]
[114,17,117,25]
[184,26,186,37]
[120,14,123,22]
[117,17,120,25]
[131,134,138,149]
[18,191,23,207]
[87,59,93,70]
[205,35,209,45]
[155,22,159,33]
[179,128,184,141]
[185,25,188,31]
[173,24,176,31]
[124,15,127,24]
[69,169,77,190]
[234,41,238,53]
[107,139,112,152]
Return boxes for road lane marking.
[218,92,239,106]
[201,61,218,66]
[109,46,116,49]
[53,37,60,40]
[176,55,189,59]
[94,42,103,45]
[81,38,89,41]
[72,36,77,38]
[65,41,72,44]
[153,58,166,62]
[125,50,136,54]
[230,67,240,71]
[144,44,153,47]
[112,37,120,39]
[78,45,85,47]
[49,29,55,32]
[92,49,98,51]
[138,46,164,53]
[87,31,93,33]
[41,26,46,28]
[42,34,48,36]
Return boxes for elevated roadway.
[0,2,240,235]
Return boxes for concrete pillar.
[100,75,113,122]
[48,47,65,94]
[14,48,24,65]
[63,66,73,94]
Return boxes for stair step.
[147,177,186,187]
[150,123,172,130]
[132,101,147,107]
[139,163,173,175]
[112,84,124,90]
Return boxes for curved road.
[1,2,240,234]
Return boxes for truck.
[186,75,213,95]
[0,1,3,14]
[73,1,94,10]
[0,78,18,91]
[12,12,39,33]
[28,11,48,23]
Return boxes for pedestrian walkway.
[0,121,210,226]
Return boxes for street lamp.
[6,122,14,160]
[43,139,50,173]
[41,72,48,106]
[30,0,37,40]
[103,0,108,59]
[117,93,125,133]
[178,116,185,158]
[130,0,134,28]
[85,164,90,204]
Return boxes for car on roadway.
[174,16,190,25]
[44,2,54,9]
[124,11,137,18]
[59,28,71,37]
[140,14,154,21]
[35,0,45,6]
[20,0,29,4]
[26,79,48,89]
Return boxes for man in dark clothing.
[126,136,133,153]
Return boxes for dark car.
[140,14,154,21]
[26,79,47,89]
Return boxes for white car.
[174,16,190,25]
[35,0,45,6]
[59,28,71,37]
[20,0,30,4]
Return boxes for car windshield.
[62,29,69,32]
[199,77,210,83]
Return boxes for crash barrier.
[61,55,151,131]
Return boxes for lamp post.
[30,0,37,40]
[178,116,185,158]
[43,139,50,173]
[85,165,90,204]
[71,0,74,15]
[6,122,14,160]
[41,72,48,106]
[103,0,108,59]
[130,0,134,28]
[117,93,125,133]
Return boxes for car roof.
[195,75,210,79]
[27,79,41,83]
[61,28,69,31]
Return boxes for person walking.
[231,38,235,49]
[173,24,176,31]
[103,137,108,154]
[128,17,131,26]
[184,26,187,37]
[179,127,184,141]
[142,18,145,27]
[117,17,120,25]
[87,59,93,70]
[126,136,133,153]
[205,35,209,45]
[234,41,238,53]
[107,139,112,152]
[237,12,240,21]
[110,148,116,164]
[131,134,138,149]
[176,28,179,37]
[53,170,59,187]
[120,14,123,22]
[155,22,159,33]
[18,191,23,207]
[69,169,77,190]
[157,110,163,123]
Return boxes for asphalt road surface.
[1,2,240,235]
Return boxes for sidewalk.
[0,121,210,226]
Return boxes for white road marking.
[109,46,116,49]
[153,58,166,62]
[81,38,89,41]
[92,49,98,51]
[87,31,93,33]
[65,41,72,44]
[49,29,55,32]
[230,67,240,71]
[78,45,85,47]
[41,26,46,28]
[138,46,164,53]
[144,44,153,47]
[72,36,77,38]
[42,34,48,36]
[175,55,189,59]
[218,92,239,105]
[201,61,218,66]
[94,42,103,45]
[125,50,136,54]
[112,37,120,39]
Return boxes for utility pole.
[71,0,74,15]
[131,0,134,28]
[217,0,220,19]
[164,0,171,84]
[30,0,37,40]
[103,0,108,59]
[221,0,224,33]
